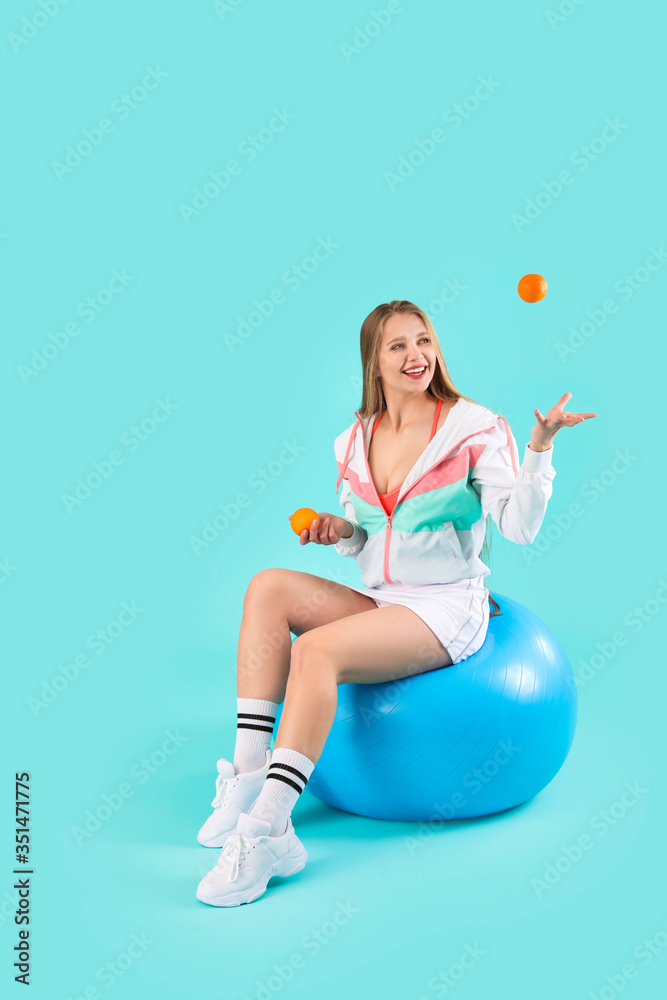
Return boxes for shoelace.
[217,831,266,882]
[211,772,237,810]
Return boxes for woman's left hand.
[530,392,597,451]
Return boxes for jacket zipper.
[383,510,395,584]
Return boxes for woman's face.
[375,313,436,396]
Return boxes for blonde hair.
[356,299,501,616]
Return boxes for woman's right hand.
[287,513,352,546]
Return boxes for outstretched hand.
[287,513,351,545]
[531,392,597,451]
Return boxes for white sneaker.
[196,749,272,848]
[195,811,308,907]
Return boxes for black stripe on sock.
[237,723,274,733]
[237,713,276,723]
[266,772,305,795]
[268,762,308,786]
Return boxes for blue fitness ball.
[275,592,577,821]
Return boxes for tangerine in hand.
[289,507,320,535]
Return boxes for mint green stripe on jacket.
[392,474,482,532]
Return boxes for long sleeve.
[334,476,368,557]
[470,415,556,545]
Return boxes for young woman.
[195,299,596,907]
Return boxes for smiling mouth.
[403,366,428,378]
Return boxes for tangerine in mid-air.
[518,273,548,302]
[289,507,320,535]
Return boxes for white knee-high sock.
[247,747,315,835]
[233,698,280,775]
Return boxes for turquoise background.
[3,0,665,997]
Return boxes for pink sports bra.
[371,398,444,516]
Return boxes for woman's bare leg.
[274,604,453,765]
[236,568,378,702]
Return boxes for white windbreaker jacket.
[333,397,556,587]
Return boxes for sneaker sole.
[195,842,308,907]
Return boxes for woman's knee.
[243,568,290,610]
[289,632,339,678]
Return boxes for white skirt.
[344,574,491,665]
